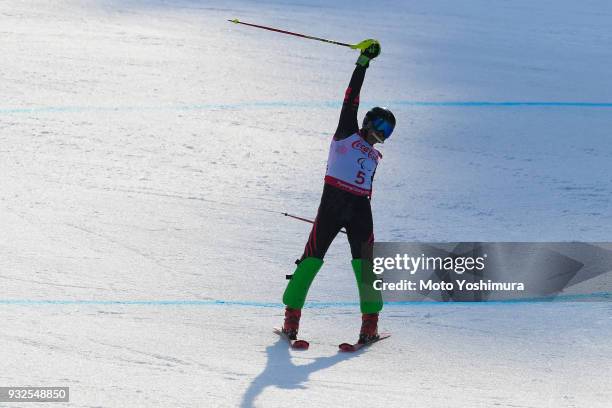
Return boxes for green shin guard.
[282,257,324,309]
[351,259,383,314]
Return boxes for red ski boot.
[358,313,379,344]
[282,307,301,340]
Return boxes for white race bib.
[324,133,381,196]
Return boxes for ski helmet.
[362,107,396,141]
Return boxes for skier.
[281,40,396,344]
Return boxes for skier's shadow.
[240,337,360,408]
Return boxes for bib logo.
[358,157,374,171]
[352,140,380,162]
[335,145,349,155]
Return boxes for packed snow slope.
[1,1,611,407]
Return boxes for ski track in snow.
[1,0,611,407]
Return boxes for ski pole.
[228,19,376,51]
[282,212,347,234]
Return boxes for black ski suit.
[301,64,375,261]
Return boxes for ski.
[273,328,310,349]
[338,332,391,352]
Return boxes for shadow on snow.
[241,336,362,407]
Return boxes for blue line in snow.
[1,101,612,115]
[395,101,612,107]
[0,292,609,308]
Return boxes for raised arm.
[333,66,366,140]
[333,40,381,141]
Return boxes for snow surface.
[1,0,611,407]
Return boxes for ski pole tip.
[228,18,240,24]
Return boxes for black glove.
[356,39,381,67]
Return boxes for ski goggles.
[371,118,394,140]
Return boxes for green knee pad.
[352,258,383,314]
[282,257,324,309]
